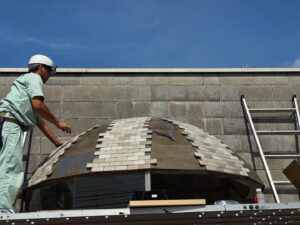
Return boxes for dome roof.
[28,117,263,189]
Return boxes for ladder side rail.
[20,129,33,212]
[292,96,300,156]
[22,129,33,183]
[19,130,28,212]
[293,96,300,131]
[22,131,28,148]
[241,97,280,203]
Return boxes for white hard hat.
[28,54,56,69]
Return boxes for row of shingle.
[28,125,100,187]
[165,119,250,177]
[87,117,157,172]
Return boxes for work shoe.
[0,208,15,214]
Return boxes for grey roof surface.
[167,119,250,176]
[28,117,262,188]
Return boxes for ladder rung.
[249,108,296,112]
[273,181,291,184]
[256,130,300,134]
[265,154,300,158]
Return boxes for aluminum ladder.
[20,129,33,212]
[241,95,300,203]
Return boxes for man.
[0,54,71,213]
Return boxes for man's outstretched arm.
[32,96,71,134]
[37,119,65,147]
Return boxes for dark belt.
[0,112,26,149]
[0,112,19,125]
[0,112,28,132]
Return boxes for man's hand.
[55,120,72,134]
[37,120,69,147]
[55,139,65,148]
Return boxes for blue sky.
[1,0,300,68]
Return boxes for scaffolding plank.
[129,199,206,208]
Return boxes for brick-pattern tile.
[87,117,157,172]
[28,125,101,187]
[165,119,250,177]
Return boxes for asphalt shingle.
[165,119,250,177]
[88,117,157,172]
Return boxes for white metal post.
[145,171,151,191]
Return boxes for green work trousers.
[0,121,24,209]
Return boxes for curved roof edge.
[27,117,264,189]
[1,67,300,74]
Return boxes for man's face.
[40,65,53,83]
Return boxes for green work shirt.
[0,72,44,129]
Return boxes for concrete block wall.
[1,68,300,202]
